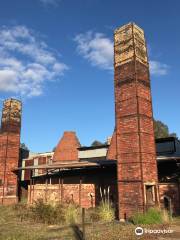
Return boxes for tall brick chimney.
[0,99,22,204]
[114,23,159,220]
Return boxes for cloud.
[74,31,113,70]
[74,31,169,75]
[39,0,61,7]
[0,25,68,97]
[149,60,169,76]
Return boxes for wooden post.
[29,170,32,204]
[169,198,172,220]
[45,170,48,203]
[32,170,35,204]
[79,178,82,206]
[58,174,61,203]
[61,178,64,203]
[82,208,85,240]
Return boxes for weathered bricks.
[107,130,117,160]
[159,183,180,215]
[53,131,80,162]
[0,99,21,204]
[114,23,159,220]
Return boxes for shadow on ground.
[71,224,84,240]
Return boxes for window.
[145,184,155,205]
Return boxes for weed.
[131,207,170,225]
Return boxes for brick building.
[0,23,179,220]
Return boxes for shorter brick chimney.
[53,131,80,162]
[106,130,117,160]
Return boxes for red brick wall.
[28,181,118,209]
[0,99,21,204]
[24,159,34,180]
[114,23,159,220]
[53,131,80,162]
[27,169,118,209]
[159,183,180,215]
[28,183,96,208]
[106,130,117,160]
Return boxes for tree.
[52,146,56,152]
[20,143,29,151]
[91,140,104,147]
[154,120,177,139]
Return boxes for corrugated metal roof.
[14,160,116,171]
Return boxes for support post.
[61,177,64,203]
[79,178,82,206]
[58,173,61,203]
[82,208,86,240]
[29,170,32,204]
[32,169,35,204]
[45,170,48,203]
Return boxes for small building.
[16,133,180,215]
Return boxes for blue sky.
[0,0,179,152]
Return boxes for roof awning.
[13,156,180,172]
[13,160,116,172]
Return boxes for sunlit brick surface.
[114,23,159,220]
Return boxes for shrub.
[97,202,115,222]
[161,208,171,223]
[13,202,31,221]
[131,207,170,225]
[13,200,80,225]
[31,199,56,224]
[55,203,66,223]
[88,208,100,222]
[64,204,80,225]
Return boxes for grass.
[0,204,75,240]
[130,207,170,225]
[64,203,80,224]
[0,204,179,240]
[97,202,115,222]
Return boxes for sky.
[0,0,179,152]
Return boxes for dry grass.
[0,205,74,240]
[0,205,179,240]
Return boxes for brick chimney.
[0,99,22,204]
[106,130,117,160]
[114,23,159,220]
[53,131,80,162]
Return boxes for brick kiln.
[0,23,179,219]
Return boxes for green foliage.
[31,199,55,224]
[91,140,104,146]
[131,207,170,225]
[29,200,80,225]
[88,208,100,222]
[0,204,74,240]
[97,202,115,222]
[64,203,80,225]
[0,204,176,240]
[13,202,30,221]
[20,143,29,151]
[92,186,115,222]
[154,119,177,139]
[31,199,65,224]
